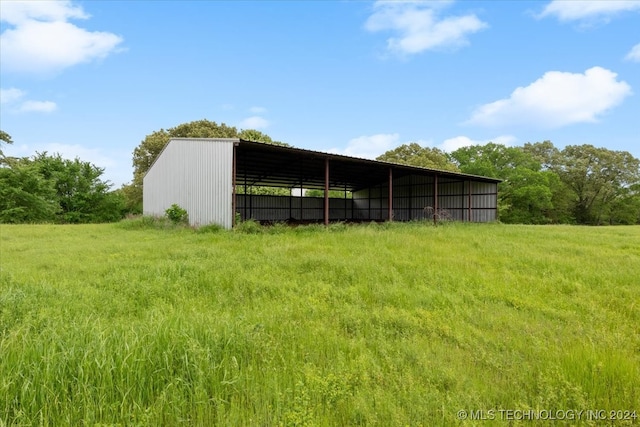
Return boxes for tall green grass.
[1,222,638,425]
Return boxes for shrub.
[165,204,188,225]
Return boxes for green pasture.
[1,221,638,426]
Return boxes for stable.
[143,138,500,228]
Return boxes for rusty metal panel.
[143,138,236,228]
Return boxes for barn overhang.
[234,139,500,191]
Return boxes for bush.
[165,204,188,225]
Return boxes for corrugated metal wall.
[236,195,352,221]
[143,138,235,228]
[353,175,498,222]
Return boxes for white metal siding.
[143,138,236,228]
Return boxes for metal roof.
[235,139,501,191]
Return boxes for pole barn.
[144,138,501,228]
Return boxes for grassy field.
[1,221,639,426]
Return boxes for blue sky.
[1,0,639,187]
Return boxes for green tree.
[0,130,13,157]
[450,143,558,224]
[0,152,124,224]
[376,143,459,172]
[239,128,288,146]
[552,145,640,225]
[0,131,59,222]
[304,189,351,198]
[0,156,59,223]
[522,140,559,170]
[32,152,125,223]
[608,183,640,224]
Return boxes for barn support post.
[409,176,413,220]
[388,168,393,222]
[433,173,438,225]
[243,172,248,221]
[289,188,293,221]
[324,158,329,226]
[468,180,472,222]
[344,184,348,220]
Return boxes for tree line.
[378,141,640,225]
[1,131,124,223]
[1,121,638,225]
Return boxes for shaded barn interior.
[144,138,500,228]
[235,140,499,224]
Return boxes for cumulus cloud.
[0,88,25,104]
[18,100,58,113]
[329,133,401,159]
[466,67,632,128]
[240,116,270,129]
[538,0,640,22]
[364,0,488,56]
[0,87,57,113]
[439,135,516,152]
[329,132,518,160]
[626,43,640,62]
[0,0,123,74]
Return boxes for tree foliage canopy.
[1,150,124,224]
[376,143,459,172]
[449,141,640,225]
[552,145,640,224]
[0,129,13,158]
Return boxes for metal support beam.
[243,172,248,221]
[388,168,393,222]
[468,180,472,222]
[433,173,438,225]
[324,158,329,226]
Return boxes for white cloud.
[539,0,640,22]
[329,133,400,159]
[330,133,517,160]
[0,0,88,23]
[365,0,488,56]
[18,100,58,113]
[467,67,632,128]
[0,88,25,104]
[240,116,270,129]
[249,106,267,114]
[0,0,123,74]
[626,43,640,62]
[0,87,57,113]
[439,135,516,152]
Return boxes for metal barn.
[143,138,501,228]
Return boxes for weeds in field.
[1,222,638,425]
